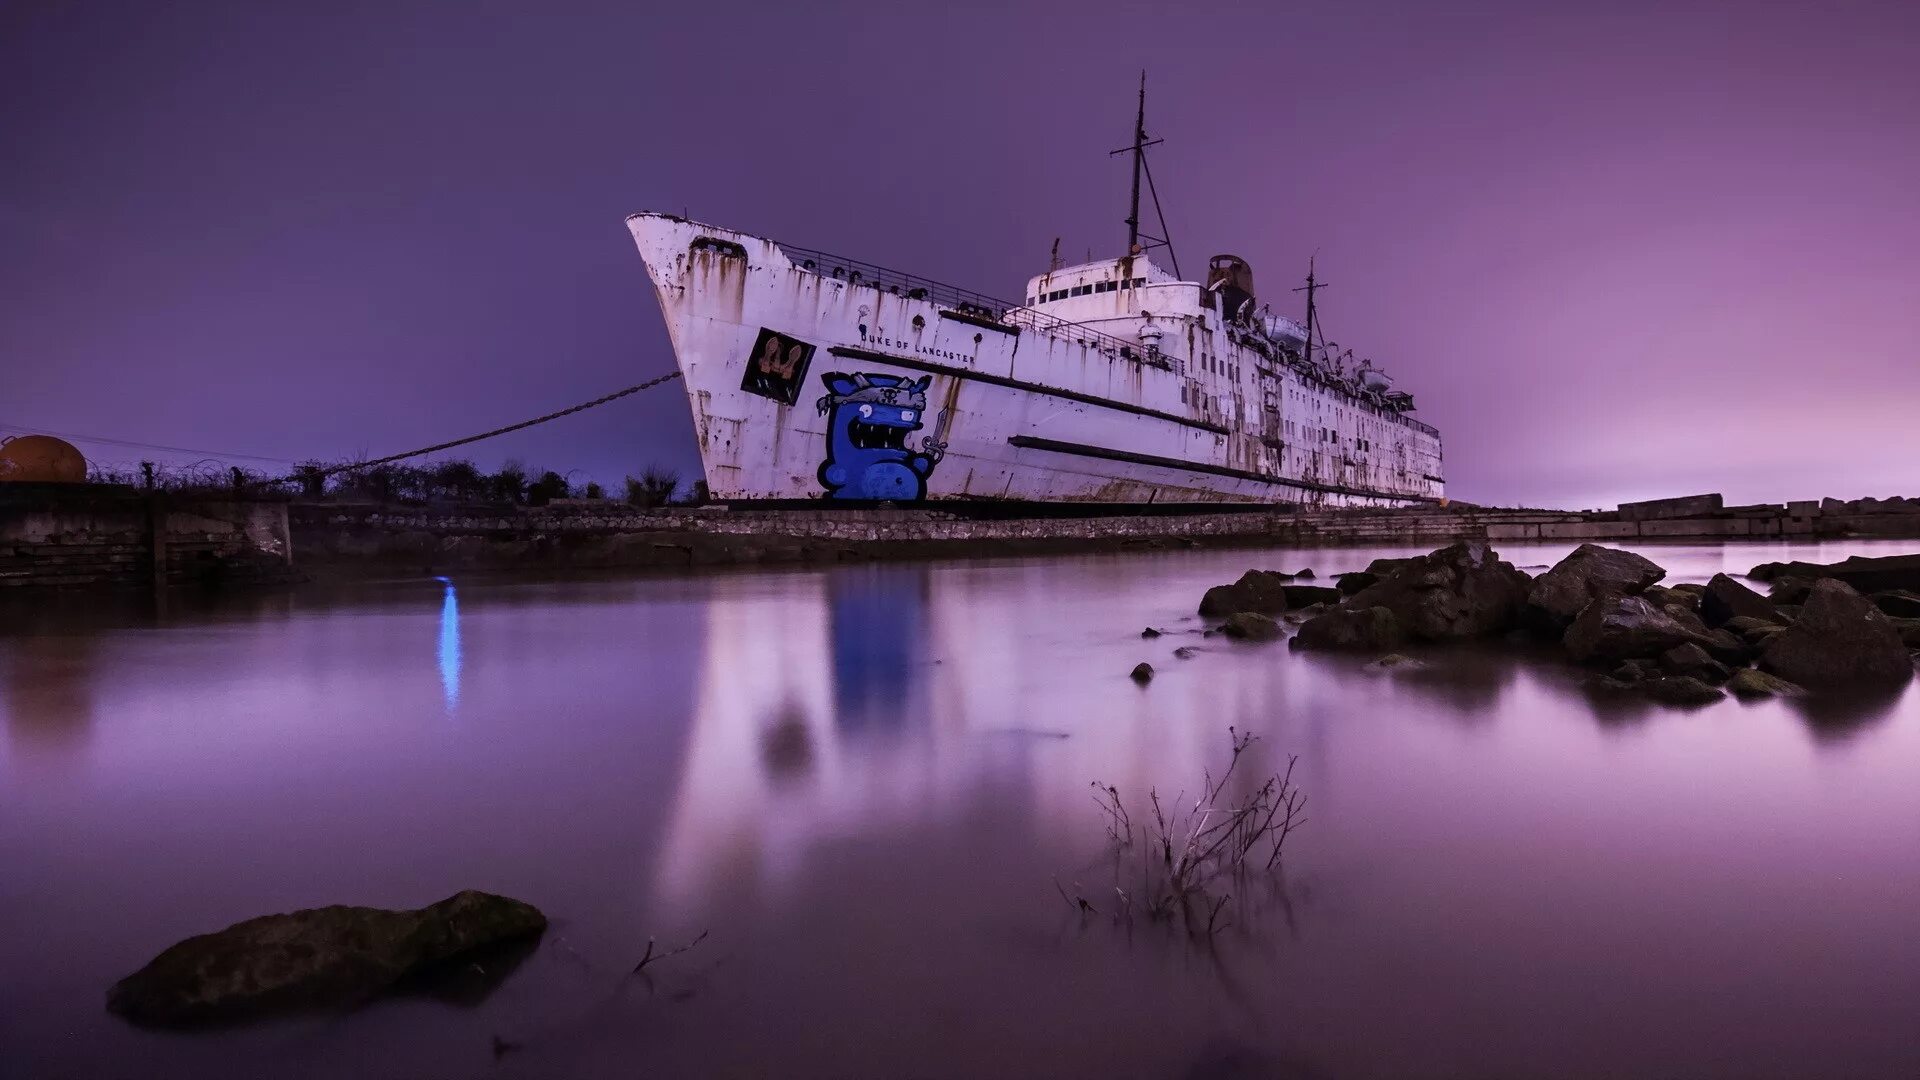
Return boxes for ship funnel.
[1206,254,1256,322]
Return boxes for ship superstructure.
[626,86,1443,507]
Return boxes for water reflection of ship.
[650,566,948,921]
[828,565,931,733]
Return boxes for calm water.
[5,539,1920,1079]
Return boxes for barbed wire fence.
[9,370,686,506]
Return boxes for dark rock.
[1364,557,1413,576]
[1768,576,1814,605]
[1725,615,1789,638]
[1563,594,1708,664]
[1726,668,1805,699]
[1525,544,1666,629]
[1662,603,1712,637]
[1140,627,1162,639]
[1874,591,1920,619]
[1668,582,1706,598]
[1281,602,1329,624]
[1198,570,1290,616]
[1659,642,1731,682]
[1611,659,1654,683]
[1745,553,1920,595]
[1366,652,1424,672]
[1696,628,1753,666]
[1281,584,1343,608]
[1641,585,1678,608]
[1887,617,1920,650]
[1130,662,1155,684]
[1220,612,1283,641]
[107,891,547,1027]
[1642,676,1725,706]
[1291,568,1315,580]
[1291,606,1404,652]
[1335,571,1379,596]
[1173,646,1198,660]
[1582,673,1637,695]
[1760,579,1914,689]
[1344,542,1534,641]
[1701,574,1779,628]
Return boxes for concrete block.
[1618,493,1724,521]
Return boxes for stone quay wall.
[291,495,1920,578]
[0,485,295,590]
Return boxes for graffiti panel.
[814,372,947,501]
[740,328,815,406]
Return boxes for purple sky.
[6,1,1917,509]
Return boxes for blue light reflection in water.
[435,576,461,710]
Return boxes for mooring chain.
[272,370,683,483]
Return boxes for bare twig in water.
[632,929,711,974]
[1081,727,1307,937]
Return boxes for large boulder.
[1199,570,1290,616]
[1525,544,1666,629]
[1343,542,1533,641]
[1563,594,1710,664]
[1291,606,1404,652]
[1700,574,1779,628]
[1759,579,1914,689]
[108,891,546,1026]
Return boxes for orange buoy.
[0,434,88,483]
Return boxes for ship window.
[1027,296,1035,305]
[1119,279,1131,290]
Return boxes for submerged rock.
[1759,579,1914,689]
[1365,652,1424,673]
[1525,544,1666,630]
[1343,542,1534,641]
[1130,662,1155,684]
[107,891,547,1027]
[1140,627,1162,639]
[1220,612,1283,641]
[1334,571,1378,596]
[1172,646,1198,660]
[1642,675,1725,706]
[1874,590,1920,619]
[1291,606,1404,652]
[1726,668,1805,699]
[1280,584,1343,608]
[1198,570,1290,616]
[1747,553,1920,594]
[1701,574,1780,628]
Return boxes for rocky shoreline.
[1180,544,1920,706]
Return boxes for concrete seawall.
[290,497,1920,577]
[1,486,295,590]
[9,488,1916,588]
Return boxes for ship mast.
[1293,256,1326,367]
[1111,72,1181,278]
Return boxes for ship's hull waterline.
[627,213,1444,507]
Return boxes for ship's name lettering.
[860,334,972,364]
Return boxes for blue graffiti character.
[815,372,947,500]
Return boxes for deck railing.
[772,239,1437,437]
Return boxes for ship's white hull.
[627,213,1444,506]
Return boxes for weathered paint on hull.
[627,213,1443,506]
